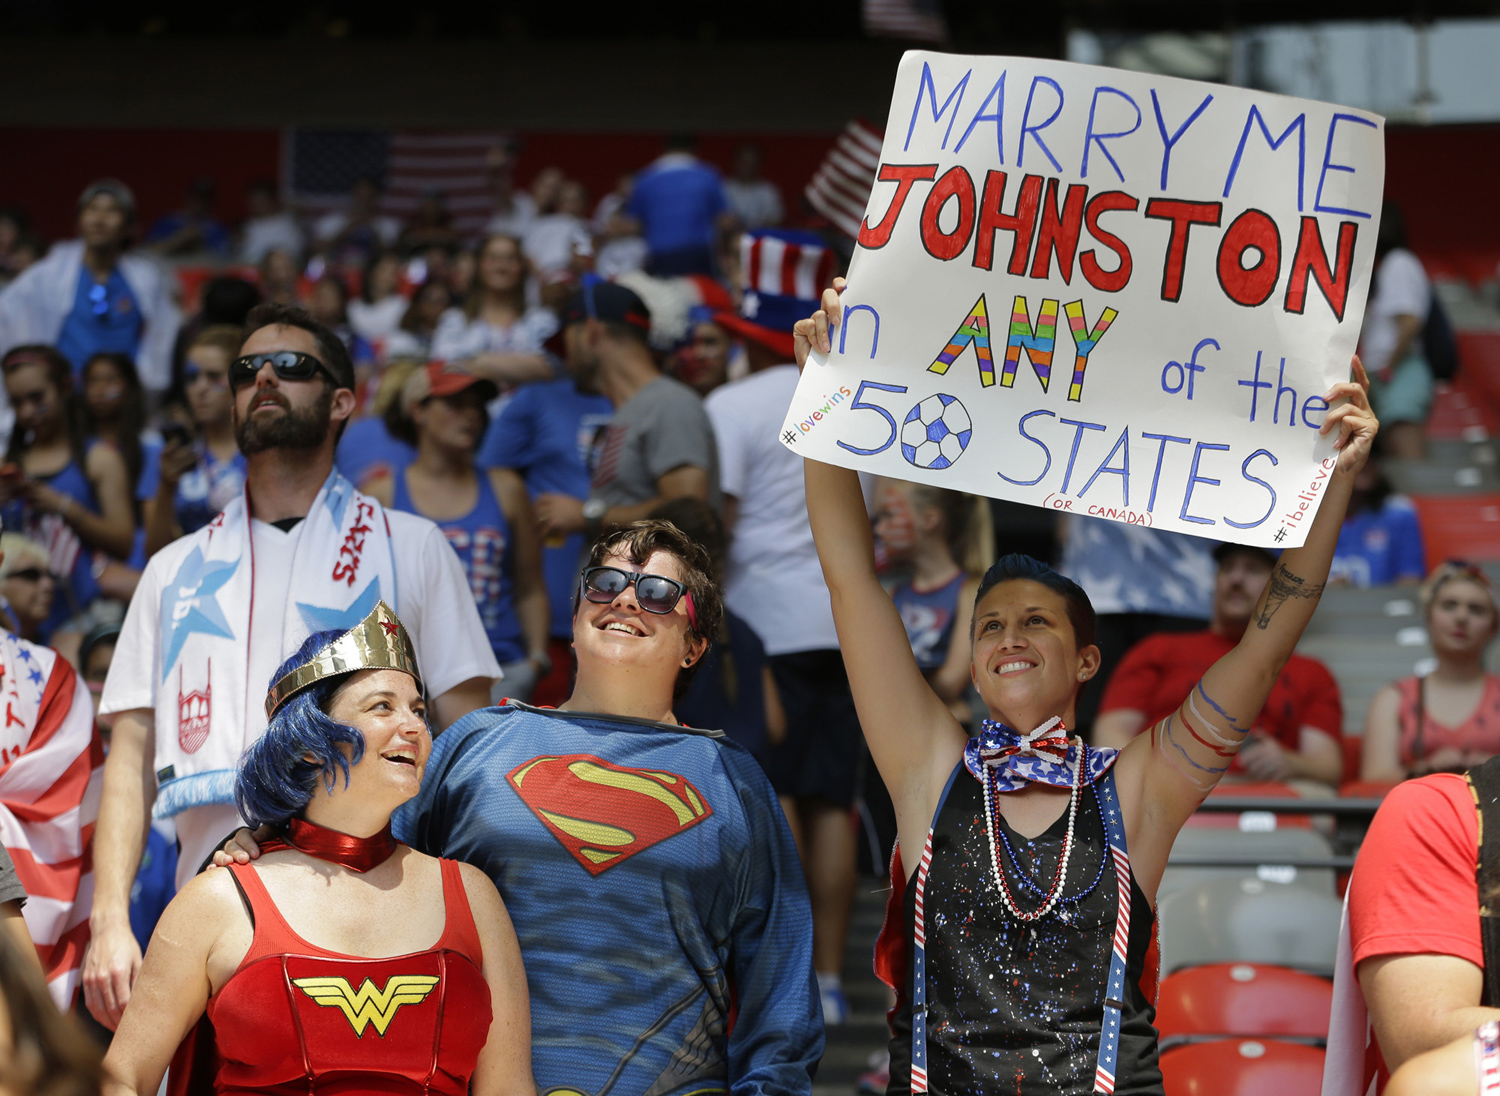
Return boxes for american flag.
[0,631,102,1010]
[861,0,948,43]
[804,120,884,242]
[284,129,511,238]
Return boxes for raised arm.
[1118,358,1378,887]
[796,283,967,842]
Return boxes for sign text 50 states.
[782,52,1383,547]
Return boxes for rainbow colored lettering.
[1003,296,1058,393]
[927,295,994,385]
[1063,301,1119,402]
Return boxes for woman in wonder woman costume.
[102,602,534,1096]
[796,280,1377,1096]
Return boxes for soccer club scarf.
[0,629,103,1009]
[153,470,398,823]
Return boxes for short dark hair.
[973,553,1097,650]
[241,302,355,392]
[236,630,371,828]
[582,519,724,700]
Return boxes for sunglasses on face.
[228,351,333,391]
[6,568,52,583]
[580,566,698,631]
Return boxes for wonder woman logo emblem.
[507,754,713,875]
[292,975,439,1036]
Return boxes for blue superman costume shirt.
[394,703,822,1096]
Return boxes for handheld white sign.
[781,52,1384,547]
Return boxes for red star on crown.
[380,620,399,636]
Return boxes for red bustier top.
[209,858,492,1095]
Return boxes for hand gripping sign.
[781,52,1384,548]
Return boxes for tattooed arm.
[1116,358,1377,895]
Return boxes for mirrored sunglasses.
[580,566,698,630]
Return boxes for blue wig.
[234,629,368,829]
[973,553,1097,649]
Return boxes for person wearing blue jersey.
[626,136,729,277]
[479,373,612,705]
[217,519,821,1096]
[367,360,550,700]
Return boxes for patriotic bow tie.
[965,716,1118,791]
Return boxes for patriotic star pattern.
[965,717,1119,790]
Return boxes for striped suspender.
[1092,769,1132,1095]
[908,767,1133,1096]
[909,764,961,1095]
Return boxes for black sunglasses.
[6,568,51,583]
[229,351,334,391]
[580,566,698,629]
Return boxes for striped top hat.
[716,229,836,360]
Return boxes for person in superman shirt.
[221,519,822,1096]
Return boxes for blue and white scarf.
[152,470,398,820]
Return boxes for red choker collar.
[261,816,399,872]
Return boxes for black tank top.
[888,770,1163,1096]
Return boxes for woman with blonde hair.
[431,234,557,388]
[1362,561,1500,782]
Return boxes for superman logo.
[507,754,713,875]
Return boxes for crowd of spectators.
[0,132,1493,1083]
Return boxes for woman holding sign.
[796,278,1376,1095]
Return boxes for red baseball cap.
[401,360,499,413]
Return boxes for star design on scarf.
[26,667,42,685]
[297,578,382,635]
[15,647,32,664]
[160,547,241,681]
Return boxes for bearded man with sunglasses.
[83,302,500,1030]
[219,519,822,1096]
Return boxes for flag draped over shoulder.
[0,629,104,1009]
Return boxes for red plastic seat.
[1161,1039,1325,1096]
[1155,962,1331,1044]
[1409,493,1500,572]
[1186,781,1310,830]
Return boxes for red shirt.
[1348,773,1480,970]
[1098,629,1343,771]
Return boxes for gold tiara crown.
[265,600,422,719]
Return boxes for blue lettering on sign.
[997,409,1055,486]
[1315,113,1378,218]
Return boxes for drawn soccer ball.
[900,394,973,470]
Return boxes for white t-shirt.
[487,192,538,240]
[239,213,305,264]
[313,211,402,249]
[102,510,501,885]
[348,295,409,343]
[523,214,591,279]
[704,365,839,656]
[1360,248,1430,375]
[431,306,559,363]
[724,179,784,229]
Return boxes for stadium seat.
[1155,963,1332,1045]
[1409,492,1500,571]
[1184,780,1308,830]
[1160,1039,1325,1096]
[1159,827,1335,901]
[1156,876,1343,976]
